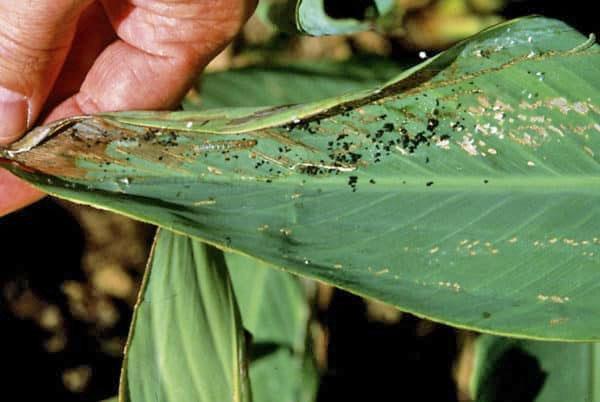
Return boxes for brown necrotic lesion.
[9,118,118,179]
[8,117,261,180]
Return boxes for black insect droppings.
[450,121,465,132]
[426,181,434,187]
[382,122,395,132]
[156,131,179,147]
[427,119,440,131]
[142,130,155,141]
[298,165,320,176]
[348,175,358,192]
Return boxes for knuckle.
[0,35,46,92]
[0,7,74,74]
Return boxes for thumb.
[0,87,28,144]
[0,0,92,144]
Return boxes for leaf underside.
[3,17,600,341]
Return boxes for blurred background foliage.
[0,1,597,401]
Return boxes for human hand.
[0,0,256,216]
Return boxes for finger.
[47,0,257,119]
[43,2,116,114]
[1,1,111,217]
[2,0,257,216]
[0,0,93,144]
[0,170,44,217]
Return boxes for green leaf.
[119,230,251,402]
[3,17,600,340]
[250,347,319,402]
[471,335,600,402]
[226,254,319,402]
[201,61,321,402]
[373,0,394,15]
[186,57,407,110]
[259,0,399,36]
[228,253,310,349]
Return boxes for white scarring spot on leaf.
[494,111,506,121]
[573,102,589,114]
[395,146,409,155]
[207,166,223,175]
[477,96,492,109]
[435,139,450,150]
[493,100,514,112]
[530,116,545,123]
[193,198,216,206]
[548,125,565,137]
[545,97,593,115]
[468,106,486,116]
[458,136,478,156]
[547,97,570,114]
[438,281,461,292]
[563,238,580,246]
[537,294,570,304]
[550,317,568,325]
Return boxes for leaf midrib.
[200,175,600,192]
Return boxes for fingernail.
[0,86,29,144]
